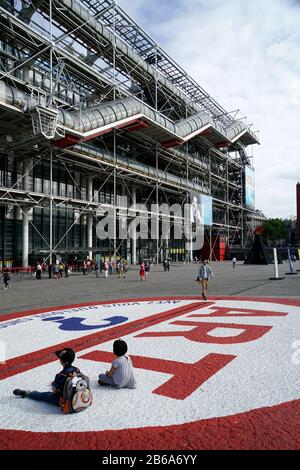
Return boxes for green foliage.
[263,219,289,242]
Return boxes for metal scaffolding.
[0,0,265,267]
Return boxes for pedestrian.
[139,261,145,281]
[104,260,108,278]
[119,259,126,278]
[64,262,69,278]
[36,262,42,280]
[82,261,87,275]
[124,261,128,274]
[13,348,91,412]
[3,265,10,290]
[109,259,113,275]
[163,259,167,272]
[100,260,104,274]
[48,263,52,279]
[197,259,214,301]
[98,339,137,389]
[232,257,237,269]
[54,264,60,279]
[59,261,64,279]
[167,259,170,272]
[95,261,100,278]
[145,262,150,280]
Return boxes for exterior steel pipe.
[70,144,210,195]
[0,80,256,147]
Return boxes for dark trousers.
[27,391,60,406]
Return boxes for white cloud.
[116,0,300,218]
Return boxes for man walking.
[232,257,237,268]
[197,259,213,301]
[36,262,42,280]
[3,265,10,290]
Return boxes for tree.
[262,219,288,243]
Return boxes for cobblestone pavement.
[1,261,299,315]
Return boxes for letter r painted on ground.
[136,321,272,344]
[188,307,288,318]
[80,350,236,400]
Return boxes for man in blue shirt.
[197,259,214,301]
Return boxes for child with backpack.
[98,339,137,389]
[13,348,92,413]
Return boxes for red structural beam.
[161,139,183,148]
[214,141,230,149]
[118,119,149,132]
[53,135,80,148]
[200,128,213,136]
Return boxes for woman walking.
[145,262,151,280]
[139,262,145,281]
[104,260,109,278]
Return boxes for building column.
[87,215,93,261]
[164,236,169,261]
[131,185,137,265]
[87,175,94,260]
[22,159,31,268]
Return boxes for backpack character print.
[61,372,93,414]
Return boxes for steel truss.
[0,0,264,266]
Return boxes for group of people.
[139,261,151,281]
[30,258,156,282]
[30,261,71,280]
[13,339,136,410]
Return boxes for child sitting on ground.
[13,348,82,407]
[98,339,137,389]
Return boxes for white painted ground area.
[1,299,300,433]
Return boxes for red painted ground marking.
[1,397,300,450]
[189,306,288,317]
[1,297,300,450]
[137,321,272,344]
[0,301,210,380]
[80,350,236,400]
[1,296,298,323]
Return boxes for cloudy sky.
[117,0,300,219]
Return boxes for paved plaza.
[1,261,299,315]
[1,261,300,450]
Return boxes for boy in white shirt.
[98,339,137,389]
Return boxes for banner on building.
[245,166,255,209]
[190,192,213,227]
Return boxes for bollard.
[286,248,298,275]
[269,248,285,280]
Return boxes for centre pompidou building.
[0,0,265,267]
